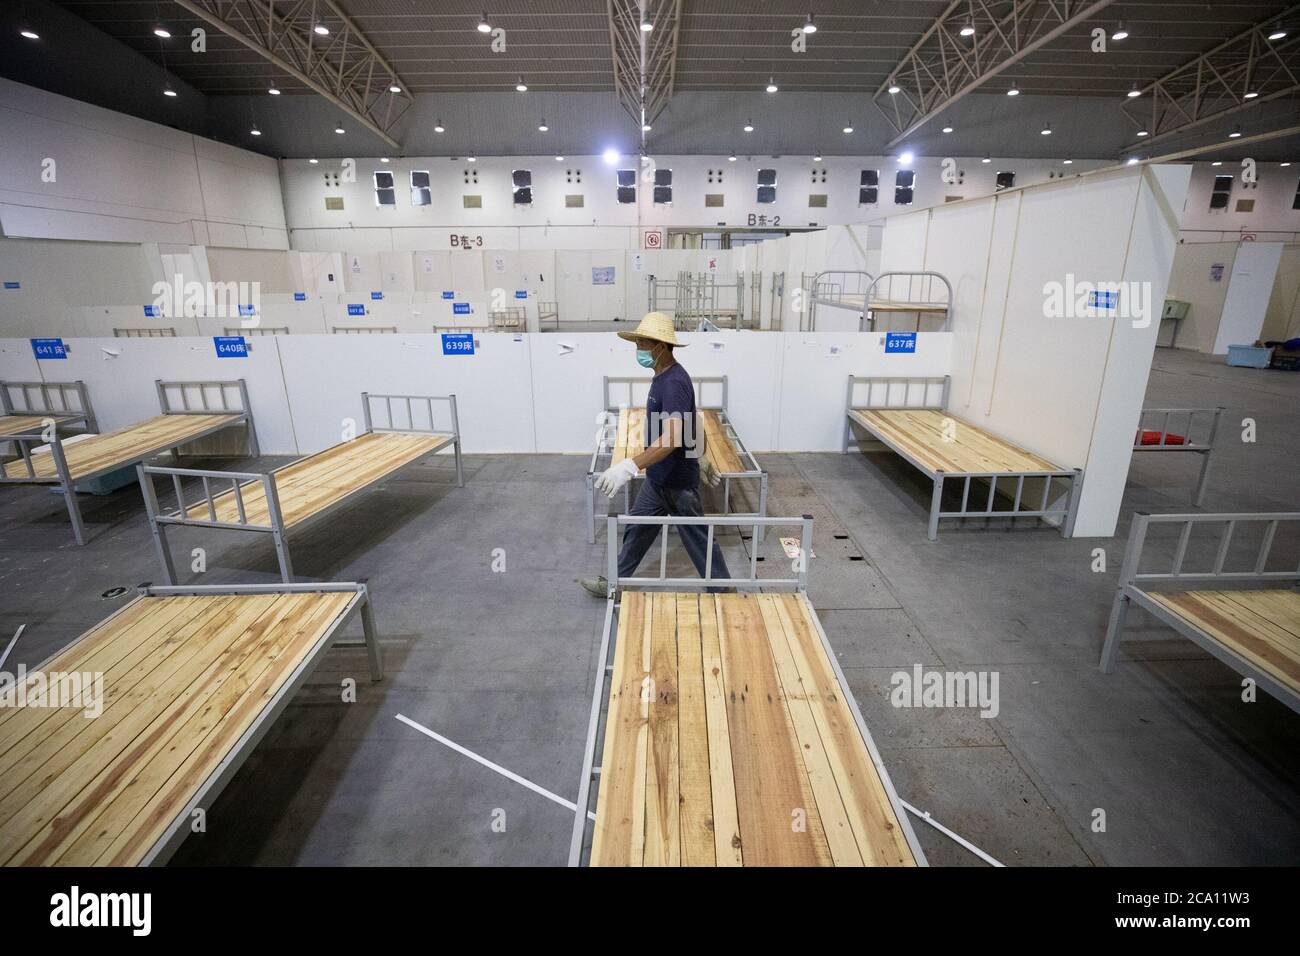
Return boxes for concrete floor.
[0,348,1296,866]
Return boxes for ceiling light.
[1211,160,1222,166]
[1127,83,1141,98]
[960,22,975,37]
[941,125,953,133]
[153,26,171,38]
[803,14,817,34]
[515,76,528,92]
[380,157,390,163]
[640,17,653,32]
[898,151,914,166]
[1006,82,1019,96]
[163,85,177,97]
[1111,23,1128,41]
[1136,128,1149,137]
[1040,123,1051,135]
[1062,159,1073,165]
[538,118,549,131]
[813,152,822,161]
[766,76,778,93]
[642,123,652,132]
[1244,90,1259,99]
[1126,157,1140,165]
[555,155,564,161]
[477,13,491,33]
[842,123,854,133]
[887,83,901,94]
[309,158,319,164]
[981,155,991,163]
[467,156,476,162]
[1268,26,1286,40]
[313,24,329,36]
[728,152,737,162]
[20,29,39,40]
[434,119,445,133]
[1281,162,1292,167]
[250,124,261,136]
[1228,126,1242,138]
[334,125,345,134]
[743,118,754,132]
[603,147,619,165]
[389,84,402,94]
[268,83,280,95]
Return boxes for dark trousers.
[618,479,731,584]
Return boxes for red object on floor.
[1136,430,1186,446]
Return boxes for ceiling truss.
[608,0,683,133]
[873,0,1116,148]
[1120,3,1300,151]
[170,0,414,148]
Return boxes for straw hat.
[617,311,687,347]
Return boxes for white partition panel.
[1211,242,1285,354]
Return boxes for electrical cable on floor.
[901,799,1005,867]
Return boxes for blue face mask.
[635,349,656,369]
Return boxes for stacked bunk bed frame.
[586,374,767,544]
[844,375,1083,540]
[139,392,462,583]
[808,271,953,333]
[569,513,926,867]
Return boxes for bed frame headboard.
[156,379,251,416]
[362,392,460,438]
[845,374,950,411]
[0,380,97,431]
[603,374,727,411]
[1120,512,1300,591]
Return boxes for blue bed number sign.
[371,291,384,300]
[293,292,307,301]
[515,290,528,299]
[31,337,67,360]
[441,291,455,300]
[1088,289,1119,310]
[143,304,160,317]
[452,302,471,315]
[885,332,917,354]
[347,304,366,316]
[214,336,249,358]
[442,333,475,355]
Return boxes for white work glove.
[700,457,722,489]
[596,458,639,498]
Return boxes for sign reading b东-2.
[213,336,249,358]
[884,332,917,354]
[441,333,475,356]
[31,337,68,360]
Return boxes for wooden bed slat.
[593,591,912,866]
[849,408,1061,475]
[0,414,78,438]
[2,414,239,481]
[611,408,746,476]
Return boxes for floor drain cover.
[100,586,128,599]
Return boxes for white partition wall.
[1211,242,1286,354]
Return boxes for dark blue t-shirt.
[645,362,700,489]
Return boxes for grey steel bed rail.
[225,326,289,336]
[807,269,872,331]
[586,375,768,544]
[0,379,98,433]
[1131,406,1224,506]
[843,373,1082,540]
[567,513,927,868]
[139,391,462,583]
[1099,512,1300,710]
[538,301,559,330]
[861,271,954,332]
[114,327,177,338]
[1,379,255,545]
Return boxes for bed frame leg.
[63,487,87,546]
[152,522,178,586]
[1062,469,1084,538]
[756,473,769,545]
[927,475,944,541]
[50,439,85,545]
[271,531,294,583]
[454,437,464,488]
[1099,591,1131,673]
[586,473,597,544]
[360,591,383,681]
[1193,451,1211,508]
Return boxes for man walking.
[581,312,730,596]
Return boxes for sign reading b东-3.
[884,332,917,354]
[213,336,249,358]
[31,338,68,360]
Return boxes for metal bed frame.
[332,325,397,334]
[1099,512,1300,714]
[1,379,256,546]
[1131,406,1224,506]
[490,307,526,331]
[809,271,953,333]
[225,326,290,336]
[113,327,177,338]
[567,513,928,867]
[0,379,98,434]
[19,579,381,865]
[585,374,768,545]
[538,301,559,330]
[843,374,1083,540]
[138,391,462,584]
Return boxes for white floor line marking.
[395,714,596,821]
[901,800,1005,867]
[0,624,25,671]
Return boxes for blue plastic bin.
[1226,345,1273,369]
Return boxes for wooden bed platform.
[1101,513,1300,716]
[0,414,81,438]
[2,414,239,481]
[183,431,453,529]
[844,376,1081,540]
[591,591,915,866]
[0,583,380,866]
[611,407,745,475]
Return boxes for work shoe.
[578,576,610,598]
